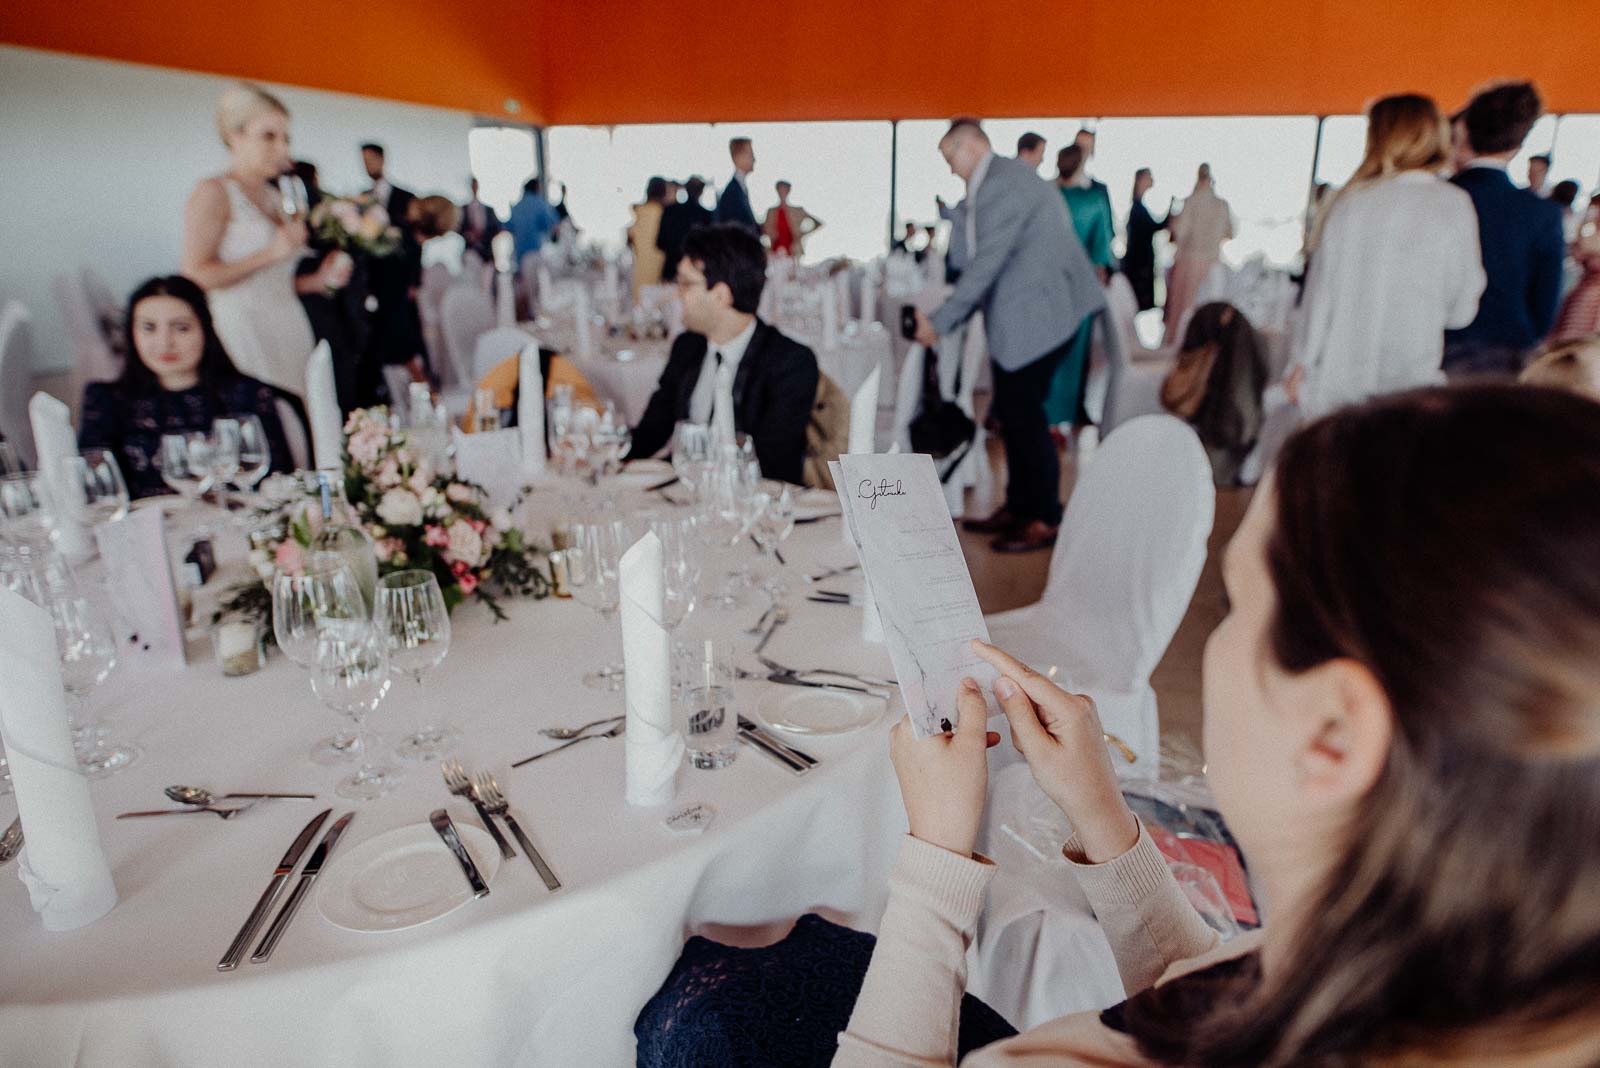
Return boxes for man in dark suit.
[1444,82,1566,376]
[714,138,759,234]
[458,177,502,260]
[657,176,715,282]
[360,142,429,383]
[361,142,414,229]
[628,225,818,484]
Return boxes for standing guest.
[657,176,714,282]
[762,181,824,259]
[918,224,939,266]
[1443,81,1566,376]
[665,179,682,206]
[1550,227,1600,343]
[1121,168,1168,311]
[891,222,919,255]
[361,142,414,235]
[715,137,759,234]
[1285,94,1485,418]
[182,83,347,399]
[360,142,431,384]
[912,119,1104,553]
[627,225,818,484]
[1015,132,1046,172]
[1550,180,1581,242]
[294,159,371,409]
[508,177,560,265]
[1073,128,1115,228]
[80,276,295,498]
[628,176,670,302]
[458,177,502,260]
[1043,144,1117,433]
[1526,152,1551,197]
[378,195,458,390]
[1164,163,1234,340]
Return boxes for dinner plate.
[756,686,886,735]
[317,822,501,933]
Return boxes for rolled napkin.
[0,586,118,930]
[28,392,90,559]
[518,341,547,480]
[575,287,596,358]
[848,365,881,456]
[619,531,682,807]
[305,340,342,470]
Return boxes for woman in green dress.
[1043,143,1117,429]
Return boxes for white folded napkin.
[848,365,881,456]
[450,427,524,507]
[305,340,342,470]
[518,342,546,480]
[28,392,90,559]
[574,288,596,358]
[495,272,516,329]
[820,285,839,351]
[619,531,682,807]
[0,587,118,931]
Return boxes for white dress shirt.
[688,318,757,442]
[372,178,392,205]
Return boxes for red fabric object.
[772,206,795,255]
[1147,824,1259,927]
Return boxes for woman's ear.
[1293,658,1393,809]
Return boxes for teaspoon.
[165,786,316,807]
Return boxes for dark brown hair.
[120,275,244,403]
[1124,384,1600,1065]
[1464,81,1542,155]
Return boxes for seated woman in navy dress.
[79,275,296,498]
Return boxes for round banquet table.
[0,485,909,1067]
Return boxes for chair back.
[847,365,880,455]
[471,326,535,383]
[890,343,925,453]
[53,274,120,384]
[439,284,496,390]
[0,303,39,467]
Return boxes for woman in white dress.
[1286,95,1486,418]
[1163,163,1234,339]
[181,83,348,399]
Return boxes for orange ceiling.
[3,0,1593,124]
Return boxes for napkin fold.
[848,365,881,456]
[28,392,90,558]
[0,587,118,931]
[619,532,682,807]
[518,341,546,480]
[306,340,342,470]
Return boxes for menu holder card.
[450,427,528,510]
[94,507,186,669]
[830,454,999,739]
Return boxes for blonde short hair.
[216,82,289,147]
[1520,336,1600,401]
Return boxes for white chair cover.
[52,275,119,385]
[305,341,342,471]
[858,268,878,327]
[470,326,535,384]
[820,284,839,351]
[847,365,880,455]
[518,342,546,480]
[1099,276,1171,437]
[1238,382,1300,486]
[0,303,38,468]
[890,343,925,453]
[439,284,496,390]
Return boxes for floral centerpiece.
[309,195,402,258]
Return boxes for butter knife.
[766,672,872,695]
[431,809,490,898]
[250,811,355,963]
[737,728,809,774]
[217,808,331,971]
[738,716,818,768]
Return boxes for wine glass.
[210,418,243,511]
[0,472,52,550]
[373,569,457,761]
[649,514,703,633]
[751,480,796,602]
[310,623,395,801]
[671,422,714,499]
[567,518,628,689]
[273,561,369,765]
[61,450,130,528]
[277,173,310,221]
[158,432,215,510]
[232,415,273,495]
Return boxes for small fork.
[441,759,515,860]
[474,773,562,892]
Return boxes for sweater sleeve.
[1063,820,1220,997]
[832,835,997,1068]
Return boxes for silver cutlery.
[538,714,625,740]
[512,721,626,767]
[809,589,852,601]
[0,817,23,865]
[430,808,490,898]
[752,606,788,655]
[737,715,819,768]
[442,759,515,860]
[747,534,787,567]
[805,563,860,584]
[218,808,331,971]
[736,729,809,773]
[250,811,355,963]
[744,602,776,636]
[766,673,873,695]
[166,786,317,806]
[474,773,561,892]
[119,801,261,821]
[757,653,896,689]
[792,512,840,525]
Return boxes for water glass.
[158,432,215,503]
[310,623,396,801]
[373,569,457,760]
[61,450,130,527]
[670,421,714,497]
[676,637,738,769]
[273,561,368,765]
[473,389,502,433]
[649,514,702,631]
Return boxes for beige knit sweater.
[832,821,1252,1067]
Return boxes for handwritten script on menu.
[832,454,1000,739]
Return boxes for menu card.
[830,454,999,738]
[94,506,186,668]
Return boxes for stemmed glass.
[0,473,52,550]
[60,450,130,528]
[671,421,715,500]
[273,561,370,765]
[211,418,242,511]
[649,514,702,633]
[373,569,456,761]
[697,452,767,608]
[310,623,395,801]
[567,518,628,689]
[158,432,215,518]
[750,480,796,602]
[232,415,273,496]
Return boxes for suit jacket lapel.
[731,321,769,420]
[675,334,708,420]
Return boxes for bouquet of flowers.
[309,194,403,258]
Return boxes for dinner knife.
[737,728,810,774]
[431,808,490,898]
[737,715,819,768]
[766,672,873,695]
[217,808,331,971]
[249,811,356,964]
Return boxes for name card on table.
[450,427,528,509]
[94,506,186,669]
[830,453,999,738]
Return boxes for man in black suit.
[361,142,414,228]
[657,176,714,282]
[458,177,502,260]
[360,142,429,385]
[627,225,818,484]
[714,138,759,233]
[1444,82,1566,376]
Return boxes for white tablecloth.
[0,494,908,1067]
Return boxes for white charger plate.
[317,822,501,933]
[756,686,886,736]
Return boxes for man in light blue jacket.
[914,118,1105,552]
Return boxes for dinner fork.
[441,760,515,860]
[538,714,625,740]
[752,606,788,655]
[512,721,626,767]
[473,773,562,892]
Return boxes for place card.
[830,454,999,738]
[94,506,186,668]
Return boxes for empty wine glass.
[310,623,395,801]
[671,422,714,499]
[232,415,272,495]
[158,432,215,509]
[567,518,628,689]
[60,450,130,528]
[751,480,796,601]
[373,569,457,761]
[273,561,368,765]
[210,418,243,511]
[649,514,702,632]
[0,472,51,550]
[0,441,22,477]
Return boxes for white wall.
[0,45,481,375]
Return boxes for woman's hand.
[317,251,354,290]
[266,221,308,263]
[972,641,1139,863]
[889,678,1000,857]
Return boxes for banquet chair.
[79,268,123,339]
[0,302,40,468]
[52,274,120,385]
[1099,276,1171,436]
[890,342,925,453]
[471,326,535,383]
[439,284,496,396]
[304,341,342,470]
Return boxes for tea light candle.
[215,620,264,676]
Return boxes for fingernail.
[995,678,1017,699]
[960,677,980,692]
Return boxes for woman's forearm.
[185,248,281,291]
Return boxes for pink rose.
[450,559,470,578]
[274,541,306,575]
[374,537,404,563]
[423,524,449,547]
[469,518,487,534]
[457,572,479,596]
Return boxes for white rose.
[445,520,484,567]
[375,488,423,527]
[445,482,475,504]
[420,486,448,519]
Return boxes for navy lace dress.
[78,377,297,498]
[635,914,1016,1067]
